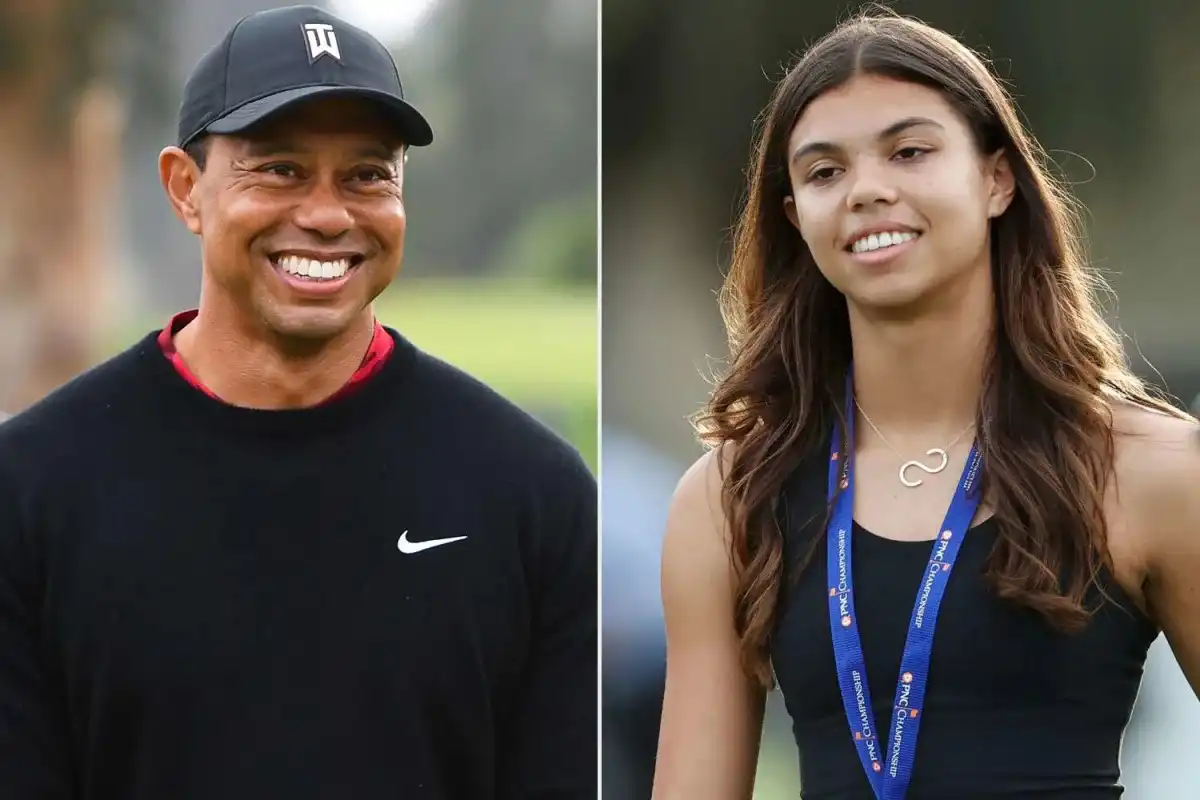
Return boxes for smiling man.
[0,6,596,799]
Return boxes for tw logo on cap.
[302,23,341,62]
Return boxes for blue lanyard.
[825,379,983,799]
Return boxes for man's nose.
[293,180,354,239]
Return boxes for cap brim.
[201,85,433,147]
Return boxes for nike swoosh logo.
[396,530,468,554]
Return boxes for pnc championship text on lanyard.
[825,373,984,800]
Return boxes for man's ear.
[159,146,204,235]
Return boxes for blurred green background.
[374,279,596,469]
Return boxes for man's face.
[176,95,407,343]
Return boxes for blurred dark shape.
[601,427,679,799]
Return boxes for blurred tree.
[0,0,164,410]
[401,0,596,285]
[495,191,596,287]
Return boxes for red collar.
[156,309,394,405]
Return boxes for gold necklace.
[854,401,976,488]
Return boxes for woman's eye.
[808,166,840,183]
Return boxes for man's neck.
[173,303,375,410]
[847,270,993,447]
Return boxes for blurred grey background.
[0,0,597,466]
[601,1,1200,797]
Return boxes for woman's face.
[784,74,1014,314]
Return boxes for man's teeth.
[851,231,918,254]
[276,254,352,280]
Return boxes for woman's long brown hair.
[694,7,1188,688]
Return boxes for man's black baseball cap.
[177,5,433,150]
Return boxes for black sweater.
[0,329,597,799]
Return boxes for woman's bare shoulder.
[670,445,730,524]
[663,445,736,579]
[1111,401,1198,487]
[1110,403,1200,692]
[1109,401,1200,576]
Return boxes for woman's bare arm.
[651,449,767,800]
[1132,413,1200,698]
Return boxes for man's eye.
[353,167,393,183]
[260,163,299,177]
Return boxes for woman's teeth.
[850,231,918,254]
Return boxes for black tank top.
[769,442,1158,799]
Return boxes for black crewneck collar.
[132,326,419,439]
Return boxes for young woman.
[653,10,1200,800]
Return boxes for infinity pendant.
[899,448,949,488]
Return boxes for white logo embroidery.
[302,23,341,62]
[396,530,468,554]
